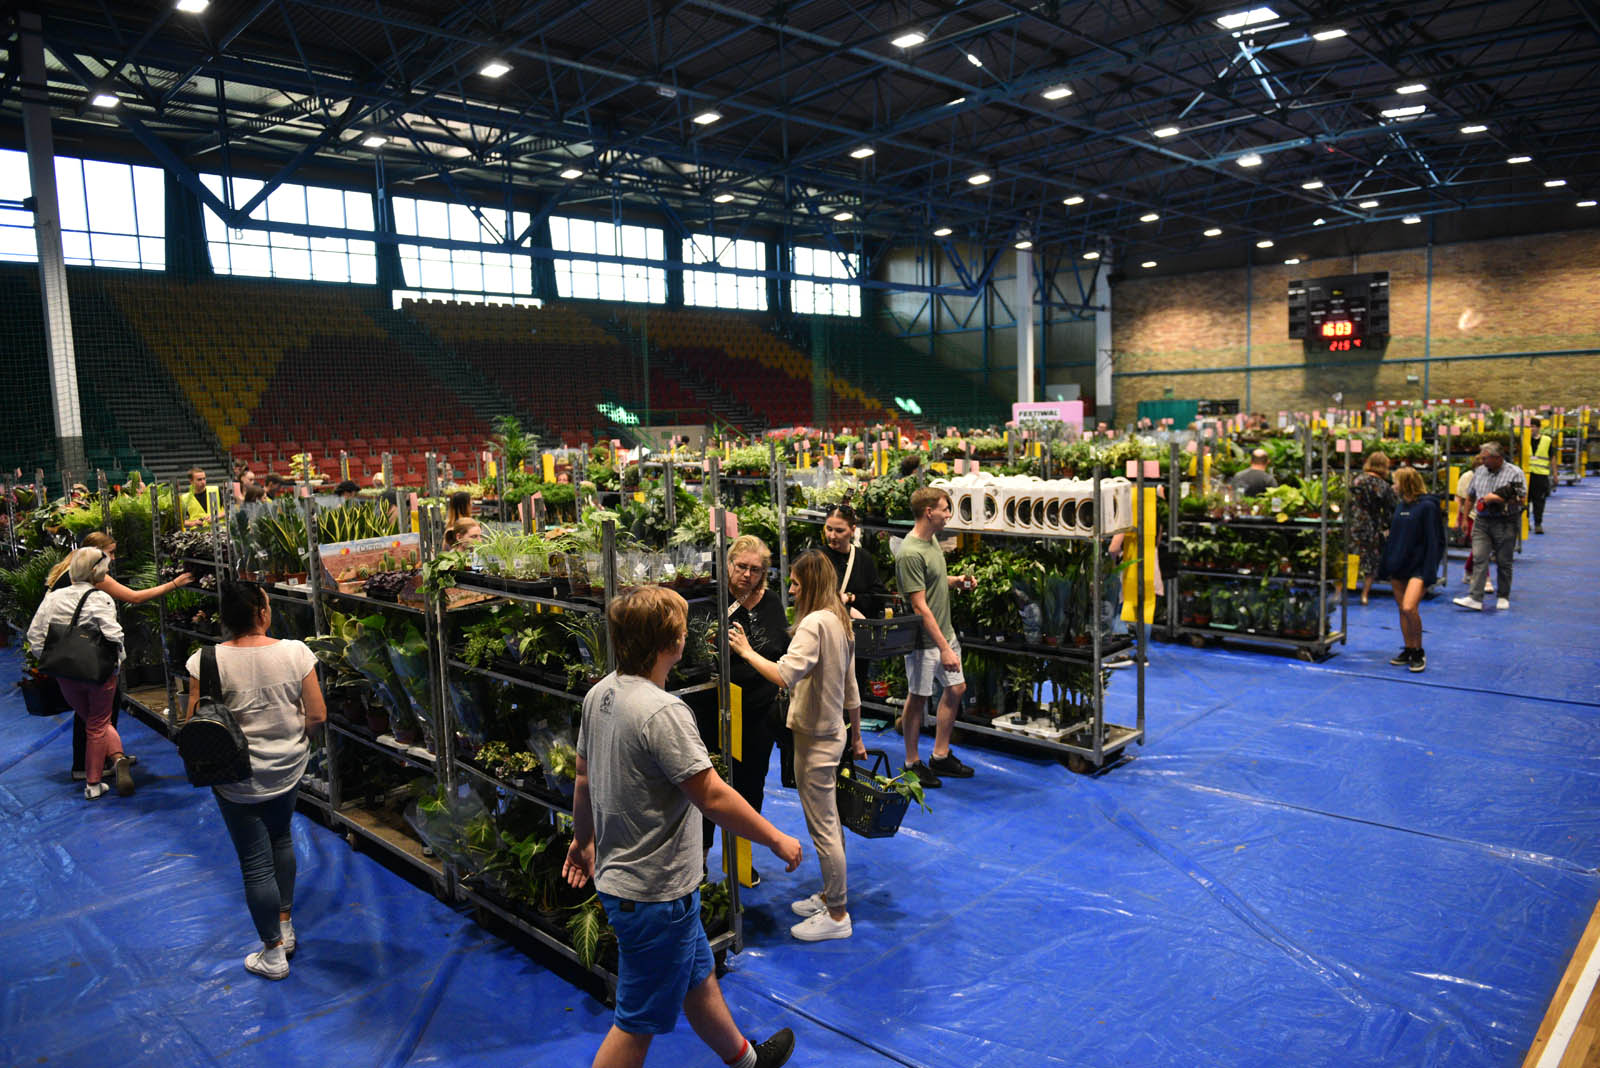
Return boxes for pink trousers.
[56,676,121,786]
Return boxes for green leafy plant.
[566,895,616,970]
[489,416,534,471]
[874,766,931,813]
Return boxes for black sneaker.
[1409,650,1426,673]
[747,867,761,888]
[903,760,942,789]
[753,1027,796,1068]
[928,750,975,779]
[1388,648,1415,666]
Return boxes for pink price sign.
[1124,460,1161,478]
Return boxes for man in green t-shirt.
[893,486,976,787]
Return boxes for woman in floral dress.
[1349,451,1396,604]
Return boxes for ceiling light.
[1284,258,1301,265]
[1153,126,1181,138]
[91,92,120,109]
[966,52,983,67]
[1313,217,1327,226]
[933,227,953,237]
[1256,239,1274,248]
[1014,239,1033,250]
[1544,179,1567,188]
[890,31,927,48]
[1460,124,1488,134]
[967,172,991,185]
[713,193,735,204]
[1042,85,1073,101]
[1312,28,1347,40]
[849,146,875,159]
[945,97,966,107]
[1359,199,1379,209]
[1402,215,1422,224]
[1577,200,1597,208]
[1082,250,1100,260]
[1237,153,1263,167]
[479,60,512,78]
[1141,260,1158,268]
[1204,227,1223,237]
[1381,105,1427,119]
[1062,195,1085,206]
[559,167,583,180]
[1396,83,1428,95]
[1215,7,1279,30]
[692,110,722,125]
[1507,155,1531,164]
[1301,179,1324,190]
[834,211,854,222]
[175,0,209,11]
[362,134,387,148]
[1139,212,1160,222]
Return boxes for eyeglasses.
[731,563,765,574]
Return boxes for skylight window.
[1215,7,1279,30]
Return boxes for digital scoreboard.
[1287,272,1389,353]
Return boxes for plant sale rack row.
[131,458,760,998]
[781,457,1151,774]
[1160,436,1349,662]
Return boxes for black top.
[728,587,789,712]
[1230,467,1278,498]
[820,543,886,619]
[1379,496,1444,583]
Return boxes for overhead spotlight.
[1507,155,1532,164]
[175,0,209,11]
[1312,28,1347,40]
[1140,260,1158,268]
[890,30,927,48]
[692,110,722,125]
[91,92,120,109]
[1302,180,1325,190]
[967,172,992,185]
[1215,7,1279,30]
[1152,126,1181,138]
[1082,250,1101,260]
[1256,239,1274,248]
[1139,212,1160,222]
[1284,258,1301,265]
[933,226,954,237]
[1460,124,1488,134]
[849,146,876,159]
[1237,153,1263,167]
[945,97,966,107]
[479,60,512,78]
[1544,178,1567,187]
[1402,214,1422,224]
[1359,199,1379,208]
[1381,105,1427,119]
[1014,239,1033,250]
[1396,83,1428,95]
[1062,195,1085,206]
[713,193,735,204]
[1042,85,1073,101]
[966,52,983,67]
[362,134,387,148]
[1577,200,1598,208]
[834,211,854,222]
[1203,227,1223,237]
[1313,217,1327,226]
[559,167,583,180]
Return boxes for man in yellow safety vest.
[1528,417,1554,534]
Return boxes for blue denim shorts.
[600,889,713,1035]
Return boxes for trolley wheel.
[346,832,358,848]
[1188,635,1207,649]
[1296,648,1316,662]
[1066,752,1101,775]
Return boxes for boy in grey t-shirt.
[564,586,801,1068]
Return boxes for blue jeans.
[600,889,713,1035]
[215,789,298,944]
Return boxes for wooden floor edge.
[1523,892,1600,1068]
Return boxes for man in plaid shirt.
[1453,443,1525,611]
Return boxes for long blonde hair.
[790,550,853,635]
[47,531,115,589]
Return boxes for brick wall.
[1112,229,1600,422]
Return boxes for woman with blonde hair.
[1348,451,1396,605]
[1378,467,1444,673]
[729,549,862,942]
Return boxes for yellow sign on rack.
[1447,466,1461,528]
[1120,486,1159,625]
[542,453,555,482]
[485,459,497,479]
[1346,554,1360,590]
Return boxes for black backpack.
[175,646,251,787]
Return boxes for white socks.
[280,919,296,957]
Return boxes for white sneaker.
[280,920,296,958]
[1495,598,1509,611]
[1485,580,1495,594]
[791,893,828,918]
[791,911,852,942]
[245,942,289,980]
[1452,596,1484,611]
[83,782,109,800]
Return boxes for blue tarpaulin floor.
[4,484,1598,1067]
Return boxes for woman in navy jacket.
[1378,466,1444,673]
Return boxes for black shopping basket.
[836,749,911,839]
[851,612,923,661]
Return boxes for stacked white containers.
[935,474,1134,536]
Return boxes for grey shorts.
[905,641,964,697]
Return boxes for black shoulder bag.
[175,646,252,787]
[38,590,120,684]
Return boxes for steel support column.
[1016,247,1035,406]
[1094,257,1113,427]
